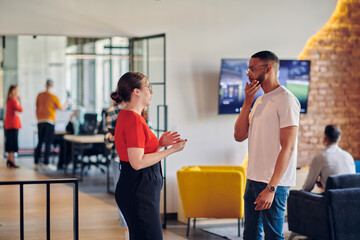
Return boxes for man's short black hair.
[324,125,341,143]
[46,79,54,87]
[251,51,279,63]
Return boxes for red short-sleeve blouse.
[4,97,22,130]
[114,110,159,162]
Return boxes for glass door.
[130,34,168,228]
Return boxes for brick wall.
[297,0,360,166]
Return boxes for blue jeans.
[243,180,289,240]
[111,160,127,227]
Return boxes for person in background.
[56,109,81,170]
[34,79,68,171]
[4,85,22,168]
[234,51,300,240]
[303,125,355,192]
[112,72,187,240]
[104,100,127,232]
[141,108,149,123]
[105,101,124,150]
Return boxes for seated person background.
[57,109,82,169]
[302,124,356,192]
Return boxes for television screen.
[218,59,310,114]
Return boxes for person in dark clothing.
[34,79,68,171]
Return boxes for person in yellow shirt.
[34,79,68,171]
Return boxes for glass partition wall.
[65,37,129,113]
[1,36,130,149]
[2,33,169,227]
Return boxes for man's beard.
[257,72,265,84]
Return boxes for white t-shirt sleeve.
[278,94,300,128]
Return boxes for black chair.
[96,109,107,135]
[79,113,98,135]
[79,143,107,176]
[287,174,360,240]
[0,108,4,121]
[76,113,107,176]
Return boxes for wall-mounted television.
[218,59,311,114]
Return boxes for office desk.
[64,134,105,144]
[63,134,106,180]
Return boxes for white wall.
[0,0,338,212]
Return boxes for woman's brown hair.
[110,72,146,103]
[6,85,17,103]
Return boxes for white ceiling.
[0,0,338,38]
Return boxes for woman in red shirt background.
[4,85,23,168]
[111,72,187,240]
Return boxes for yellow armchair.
[177,164,246,237]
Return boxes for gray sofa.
[287,174,360,240]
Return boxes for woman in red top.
[111,72,187,240]
[4,85,23,168]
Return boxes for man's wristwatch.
[267,185,276,192]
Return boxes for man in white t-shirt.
[303,125,355,192]
[234,51,300,240]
